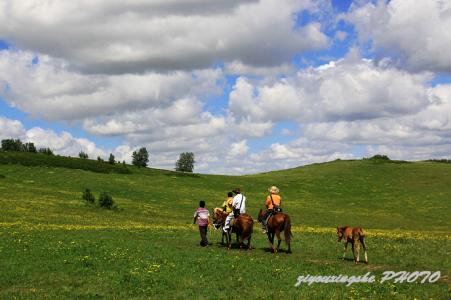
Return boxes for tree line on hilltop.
[1,139,196,172]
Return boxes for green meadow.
[0,153,450,299]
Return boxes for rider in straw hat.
[262,186,282,233]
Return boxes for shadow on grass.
[340,257,369,264]
[257,247,292,254]
[210,241,253,250]
[164,172,201,178]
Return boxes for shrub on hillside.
[98,192,114,209]
[82,188,95,203]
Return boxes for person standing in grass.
[193,200,210,247]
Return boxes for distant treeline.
[0,151,131,174]
[1,138,196,173]
[427,159,451,163]
[0,139,131,174]
[1,139,53,155]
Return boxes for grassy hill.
[0,152,450,299]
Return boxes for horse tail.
[359,227,365,239]
[359,227,366,248]
[284,214,293,244]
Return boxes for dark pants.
[199,225,208,247]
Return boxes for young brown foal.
[337,226,368,264]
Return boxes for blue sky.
[1,0,450,174]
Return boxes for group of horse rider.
[221,186,282,233]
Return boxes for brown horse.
[212,208,253,249]
[257,209,292,253]
[337,226,368,264]
[212,208,229,245]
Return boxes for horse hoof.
[287,250,292,254]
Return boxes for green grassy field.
[0,154,450,299]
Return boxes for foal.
[337,226,368,264]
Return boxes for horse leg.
[342,241,348,260]
[227,231,232,250]
[275,231,282,252]
[221,231,225,245]
[361,236,368,264]
[351,241,358,264]
[247,235,252,250]
[267,232,275,253]
[238,234,244,250]
[355,241,361,263]
[286,238,291,254]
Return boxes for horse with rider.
[257,186,292,253]
[212,188,253,249]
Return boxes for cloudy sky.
[1,0,451,174]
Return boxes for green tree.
[1,139,23,151]
[24,142,37,153]
[108,153,115,164]
[175,152,195,172]
[79,151,89,159]
[132,147,149,167]
[38,147,54,155]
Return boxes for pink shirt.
[194,207,209,226]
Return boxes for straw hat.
[268,186,279,194]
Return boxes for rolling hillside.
[0,152,449,299]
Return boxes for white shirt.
[232,194,246,214]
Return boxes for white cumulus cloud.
[346,0,451,73]
[0,0,327,74]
